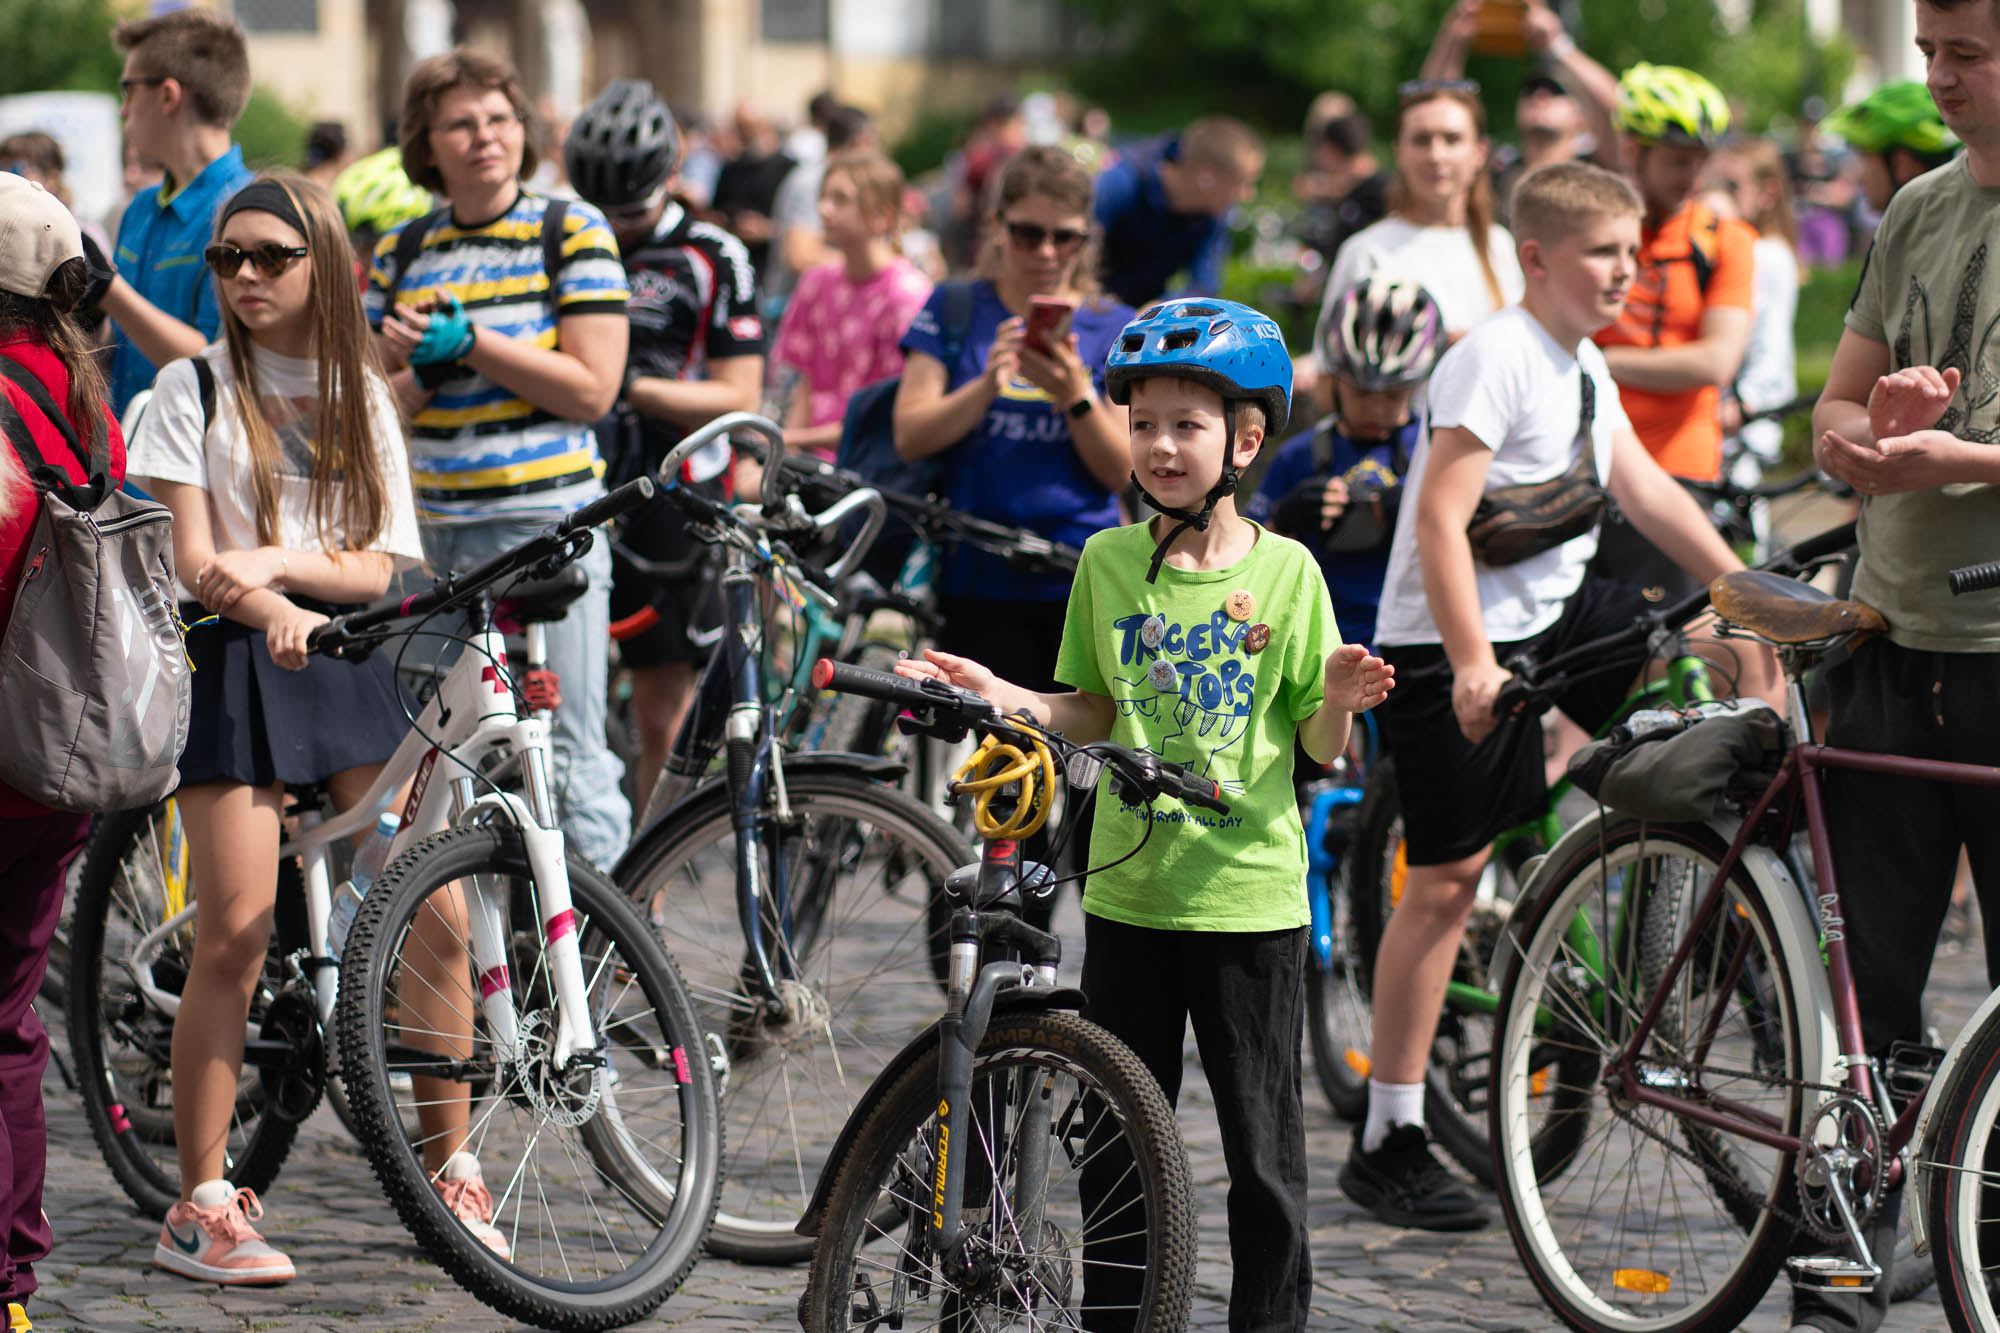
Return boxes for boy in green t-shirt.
[897,297,1393,1332]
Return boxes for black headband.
[217,179,309,241]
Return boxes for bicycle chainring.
[256,982,327,1124]
[1794,1091,1887,1243]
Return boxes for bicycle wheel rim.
[621,776,965,1252]
[1933,1031,2000,1329]
[338,826,719,1324]
[810,1012,1195,1333]
[1493,826,1800,1333]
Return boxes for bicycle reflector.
[1612,1269,1672,1294]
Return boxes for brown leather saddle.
[1708,570,1887,646]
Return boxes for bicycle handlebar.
[656,411,787,518]
[309,476,656,657]
[1488,516,1859,722]
[810,658,1229,814]
[1951,561,2000,595]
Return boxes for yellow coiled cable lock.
[948,723,1058,841]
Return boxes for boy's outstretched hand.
[894,647,1005,704]
[1325,642,1394,714]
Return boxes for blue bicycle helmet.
[1105,298,1294,438]
[1105,298,1296,580]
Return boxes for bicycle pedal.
[1884,1039,1945,1107]
[1786,1255,1879,1292]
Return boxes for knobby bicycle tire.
[67,802,301,1219]
[799,1009,1196,1333]
[335,823,722,1331]
[1491,819,1804,1333]
[617,770,969,1263]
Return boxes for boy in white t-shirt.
[1340,161,1751,1229]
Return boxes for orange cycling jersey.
[1593,203,1755,480]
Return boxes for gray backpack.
[0,355,189,811]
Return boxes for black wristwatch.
[1067,396,1095,420]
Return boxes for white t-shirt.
[1375,305,1631,648]
[128,344,426,601]
[1736,235,1800,464]
[1315,216,1525,363]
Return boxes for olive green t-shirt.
[1054,521,1336,931]
[1845,155,2000,650]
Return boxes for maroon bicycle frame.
[1603,739,2000,1177]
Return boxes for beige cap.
[0,172,84,300]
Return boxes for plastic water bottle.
[329,812,402,958]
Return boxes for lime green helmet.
[331,146,433,236]
[1823,81,1956,157]
[1617,63,1731,148]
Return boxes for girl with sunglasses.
[124,172,451,1284]
[1314,82,1523,350]
[893,145,1133,716]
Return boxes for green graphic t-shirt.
[1055,520,1337,931]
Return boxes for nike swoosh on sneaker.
[166,1222,203,1255]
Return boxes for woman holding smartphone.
[892,144,1133,697]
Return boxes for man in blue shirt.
[1093,116,1263,310]
[96,9,254,415]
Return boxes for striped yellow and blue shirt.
[365,192,629,523]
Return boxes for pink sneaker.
[437,1154,511,1261]
[153,1182,294,1285]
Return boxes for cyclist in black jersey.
[566,79,764,809]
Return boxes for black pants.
[1078,916,1311,1333]
[1791,638,2000,1332]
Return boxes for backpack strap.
[387,205,451,305]
[541,197,570,317]
[936,280,979,369]
[1574,371,1600,483]
[0,353,108,506]
[190,354,217,439]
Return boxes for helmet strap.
[1132,410,1241,584]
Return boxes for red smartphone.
[1024,296,1077,355]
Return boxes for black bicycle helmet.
[565,79,679,210]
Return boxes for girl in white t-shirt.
[126,174,500,1283]
[1316,83,1525,352]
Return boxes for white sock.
[1362,1079,1424,1153]
[442,1150,480,1181]
[188,1178,236,1208]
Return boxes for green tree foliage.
[1060,0,1847,140]
[237,86,308,169]
[0,0,123,98]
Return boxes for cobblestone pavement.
[25,888,1983,1333]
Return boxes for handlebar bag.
[1566,700,1789,824]
[1464,372,1606,567]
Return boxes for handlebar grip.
[810,658,994,719]
[561,476,655,534]
[1164,764,1228,814]
[1951,561,2000,595]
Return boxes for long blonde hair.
[0,257,111,526]
[1388,88,1504,311]
[215,171,392,552]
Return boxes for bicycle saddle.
[1709,569,1887,644]
[496,563,590,625]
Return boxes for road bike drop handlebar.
[1487,516,1860,723]
[809,658,1231,815]
[308,476,657,659]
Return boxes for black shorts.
[1378,574,1650,866]
[608,488,720,669]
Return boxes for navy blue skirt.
[178,600,414,789]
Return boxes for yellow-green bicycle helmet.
[1616,63,1731,149]
[331,146,433,236]
[1823,81,1957,158]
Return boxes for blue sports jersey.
[1244,416,1420,651]
[900,280,1132,601]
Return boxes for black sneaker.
[1338,1123,1490,1231]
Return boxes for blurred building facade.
[213,0,1087,148]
